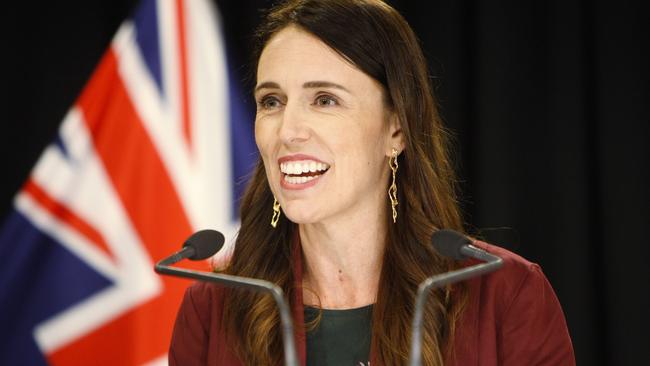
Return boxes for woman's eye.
[314,95,338,107]
[258,96,282,110]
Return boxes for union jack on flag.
[0,0,256,364]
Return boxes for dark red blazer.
[169,239,575,365]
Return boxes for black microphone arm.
[408,230,504,366]
[154,230,299,366]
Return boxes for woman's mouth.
[280,160,330,187]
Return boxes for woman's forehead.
[256,26,364,89]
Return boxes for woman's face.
[255,26,402,225]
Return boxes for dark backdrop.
[2,1,648,364]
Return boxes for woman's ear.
[387,112,405,155]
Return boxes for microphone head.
[183,229,225,260]
[431,229,472,260]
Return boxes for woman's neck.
[299,208,386,309]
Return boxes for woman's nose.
[278,101,310,145]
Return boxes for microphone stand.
[408,245,503,366]
[155,253,299,366]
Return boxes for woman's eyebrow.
[254,80,351,94]
[303,81,350,93]
[255,81,280,93]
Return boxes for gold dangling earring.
[271,197,281,228]
[388,148,399,223]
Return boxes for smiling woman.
[255,25,399,227]
[168,1,575,365]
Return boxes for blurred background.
[1,0,648,364]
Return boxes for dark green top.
[304,304,373,366]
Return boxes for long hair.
[222,1,468,364]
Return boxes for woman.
[169,1,575,365]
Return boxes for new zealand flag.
[0,0,256,364]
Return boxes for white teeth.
[284,175,319,184]
[280,160,330,175]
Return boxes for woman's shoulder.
[473,239,539,272]
[466,240,559,318]
[183,280,227,311]
[173,280,228,336]
[451,240,575,365]
[468,240,547,302]
[186,278,226,296]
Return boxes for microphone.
[155,230,299,366]
[408,229,504,366]
[156,229,225,266]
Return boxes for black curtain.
[2,1,648,364]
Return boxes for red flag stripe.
[176,0,192,149]
[22,178,115,263]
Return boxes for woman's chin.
[281,209,322,225]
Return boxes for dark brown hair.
[222,1,467,365]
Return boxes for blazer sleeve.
[497,263,576,366]
[169,283,211,366]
